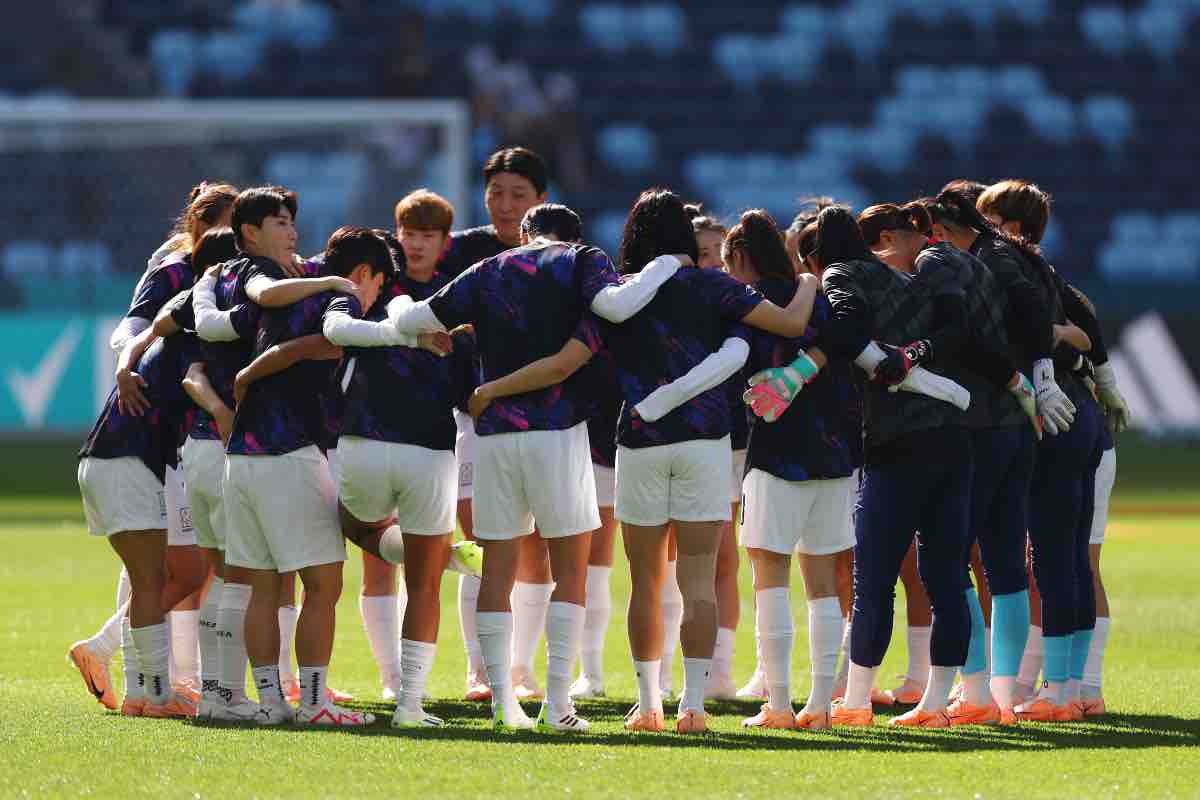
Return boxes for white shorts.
[454,409,476,501]
[164,464,196,547]
[474,421,599,540]
[1090,447,1116,545]
[223,446,346,573]
[731,448,747,505]
[182,437,225,550]
[78,456,166,537]
[740,470,855,556]
[594,464,615,508]
[337,436,457,535]
[616,436,732,526]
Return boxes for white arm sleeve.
[634,337,750,423]
[323,310,419,348]
[854,340,887,377]
[388,294,448,335]
[193,273,240,342]
[109,316,150,352]
[590,255,681,323]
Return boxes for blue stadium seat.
[2,241,51,277]
[999,0,1051,26]
[1021,94,1077,144]
[950,67,992,99]
[60,242,114,276]
[1079,5,1130,57]
[779,4,830,39]
[579,4,627,52]
[1082,95,1134,153]
[504,0,554,25]
[592,210,629,257]
[1097,242,1139,279]
[856,126,918,174]
[712,35,765,87]
[200,32,262,82]
[763,34,821,85]
[993,65,1046,104]
[1112,213,1157,244]
[929,96,988,152]
[684,153,733,194]
[834,0,893,64]
[1163,213,1200,249]
[597,124,657,174]
[895,65,942,100]
[149,29,198,97]
[1133,4,1187,61]
[808,124,863,162]
[637,4,687,56]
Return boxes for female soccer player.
[602,190,817,733]
[722,210,856,731]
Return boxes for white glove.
[1032,358,1076,436]
[886,366,971,411]
[1093,362,1130,434]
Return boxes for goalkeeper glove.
[875,339,932,386]
[743,350,820,422]
[1093,362,1131,434]
[1032,358,1076,436]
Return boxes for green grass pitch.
[1,437,1198,798]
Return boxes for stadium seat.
[856,126,918,174]
[60,242,114,276]
[637,4,687,56]
[579,4,628,52]
[1112,213,1157,245]
[999,0,1051,26]
[1081,95,1134,154]
[597,124,657,174]
[199,32,263,82]
[592,210,629,258]
[1133,4,1187,61]
[1021,94,1077,144]
[993,65,1047,104]
[149,29,198,97]
[1164,213,1200,248]
[712,35,765,87]
[2,241,51,277]
[895,65,942,100]
[834,0,894,64]
[779,4,830,40]
[1079,5,1130,57]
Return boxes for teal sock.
[1042,635,1071,685]
[1069,628,1094,681]
[991,590,1030,678]
[962,587,987,676]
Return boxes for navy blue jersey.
[726,373,750,451]
[581,347,622,468]
[79,334,201,482]
[426,240,617,436]
[227,292,358,456]
[821,258,966,450]
[603,267,763,449]
[340,270,479,451]
[439,225,509,279]
[127,251,194,321]
[743,280,854,482]
[912,243,1024,430]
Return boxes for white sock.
[298,664,329,711]
[962,671,991,706]
[991,676,1018,710]
[834,618,851,691]
[378,525,405,564]
[844,662,879,710]
[905,625,932,685]
[1039,679,1066,705]
[1018,624,1044,688]
[711,627,736,682]
[458,574,484,674]
[510,581,554,674]
[131,622,171,704]
[1065,677,1081,703]
[755,587,793,712]
[121,614,144,699]
[805,596,843,715]
[400,639,437,711]
[116,568,132,611]
[278,605,299,685]
[252,665,285,707]
[360,594,401,688]
[984,626,993,674]
[580,566,612,681]
[753,625,765,677]
[917,665,958,712]
[170,610,200,687]
[165,613,175,686]
[478,611,514,712]
[198,578,223,694]
[680,657,711,714]
[660,560,684,688]
[218,583,252,703]
[545,601,585,712]
[88,601,128,663]
[634,659,662,714]
[1082,617,1110,697]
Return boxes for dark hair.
[169,181,238,252]
[231,186,298,250]
[788,196,837,235]
[483,147,548,195]
[687,203,726,237]
[617,188,699,275]
[930,186,1046,264]
[395,188,454,234]
[977,179,1052,243]
[521,202,582,242]
[815,206,874,269]
[723,209,794,283]
[797,222,819,263]
[323,226,394,278]
[940,179,987,206]
[191,227,238,275]
[857,202,931,246]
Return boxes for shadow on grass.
[184,697,1200,754]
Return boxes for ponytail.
[857,202,930,246]
[930,186,1045,263]
[722,209,794,283]
[815,205,874,269]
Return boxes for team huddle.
[67,145,1128,734]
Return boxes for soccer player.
[223,224,390,727]
[722,210,856,731]
[599,190,817,734]
[326,191,482,726]
[77,306,206,719]
[70,182,238,713]
[392,201,697,731]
